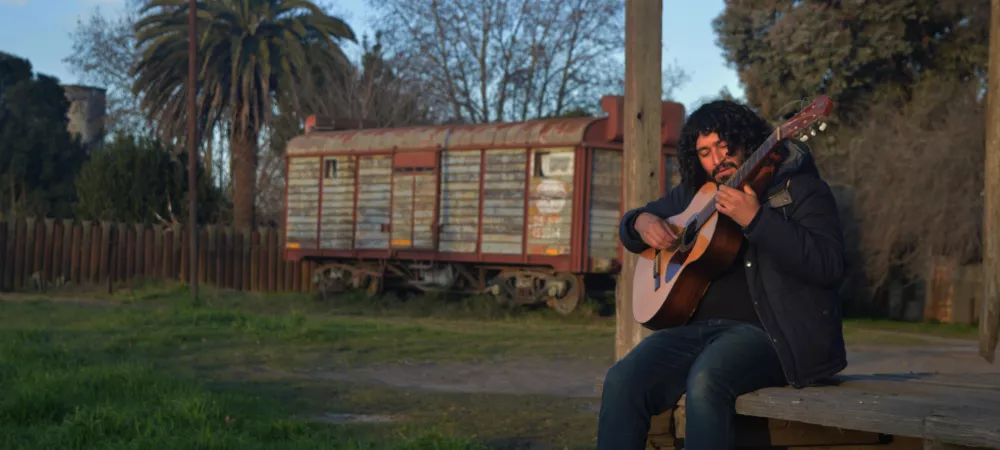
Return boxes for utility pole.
[617,0,663,361]
[982,0,1000,363]
[188,0,199,303]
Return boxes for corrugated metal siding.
[527,148,575,255]
[588,149,622,259]
[355,155,392,249]
[320,156,355,249]
[438,150,481,253]
[481,149,527,254]
[286,157,321,248]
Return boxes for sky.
[0,0,744,115]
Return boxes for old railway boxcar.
[283,96,685,314]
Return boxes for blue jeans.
[597,319,787,450]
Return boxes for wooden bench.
[647,372,1000,449]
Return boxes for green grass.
[842,317,979,341]
[0,279,983,449]
[0,321,489,449]
[0,282,608,449]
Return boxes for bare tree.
[846,76,985,293]
[305,33,433,128]
[64,1,146,137]
[370,0,685,123]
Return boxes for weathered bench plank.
[660,373,1000,449]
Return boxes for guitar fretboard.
[692,132,781,227]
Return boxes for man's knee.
[602,358,647,403]
[685,369,732,406]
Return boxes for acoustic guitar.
[631,95,834,330]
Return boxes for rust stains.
[286,117,601,156]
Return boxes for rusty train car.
[282,96,685,314]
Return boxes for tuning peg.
[800,135,809,142]
[819,122,827,131]
[810,129,817,136]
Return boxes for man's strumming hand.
[716,185,760,228]
[634,212,678,250]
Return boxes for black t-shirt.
[688,238,762,326]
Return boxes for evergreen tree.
[73,134,223,224]
[713,0,988,124]
[0,52,87,219]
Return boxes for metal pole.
[188,0,199,302]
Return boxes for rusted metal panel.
[286,117,600,155]
[589,149,623,259]
[527,148,575,255]
[439,150,481,253]
[355,155,392,249]
[286,157,321,249]
[320,155,356,249]
[481,149,527,254]
[394,152,436,169]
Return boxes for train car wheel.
[546,272,583,315]
[491,273,518,307]
[314,265,349,302]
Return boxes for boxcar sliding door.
[391,152,438,250]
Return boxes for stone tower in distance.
[63,84,106,150]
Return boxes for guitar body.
[632,182,746,330]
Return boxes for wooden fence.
[924,258,981,325]
[0,216,317,294]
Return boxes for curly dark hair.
[676,100,774,188]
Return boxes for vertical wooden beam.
[983,0,1000,363]
[617,0,663,361]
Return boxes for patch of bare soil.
[844,343,1000,375]
[297,343,1000,399]
[300,358,608,398]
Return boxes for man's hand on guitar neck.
[634,212,678,250]
[717,185,761,229]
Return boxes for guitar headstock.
[777,95,834,143]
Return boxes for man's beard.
[712,162,738,184]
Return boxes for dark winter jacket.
[618,139,847,388]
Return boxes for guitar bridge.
[653,250,661,291]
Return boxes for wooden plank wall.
[482,149,527,254]
[589,149,623,260]
[391,170,415,248]
[438,150,481,253]
[527,148,575,255]
[286,156,322,249]
[0,217,316,294]
[355,155,392,249]
[925,259,982,325]
[320,156,356,249]
[412,169,436,248]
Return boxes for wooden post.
[982,0,1000,363]
[617,0,663,361]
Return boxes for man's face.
[696,132,744,184]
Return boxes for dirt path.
[307,341,1000,399]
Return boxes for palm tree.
[132,0,356,228]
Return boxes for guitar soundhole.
[680,221,698,250]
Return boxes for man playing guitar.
[597,99,848,449]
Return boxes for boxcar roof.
[285,116,604,156]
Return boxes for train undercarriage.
[309,259,611,315]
